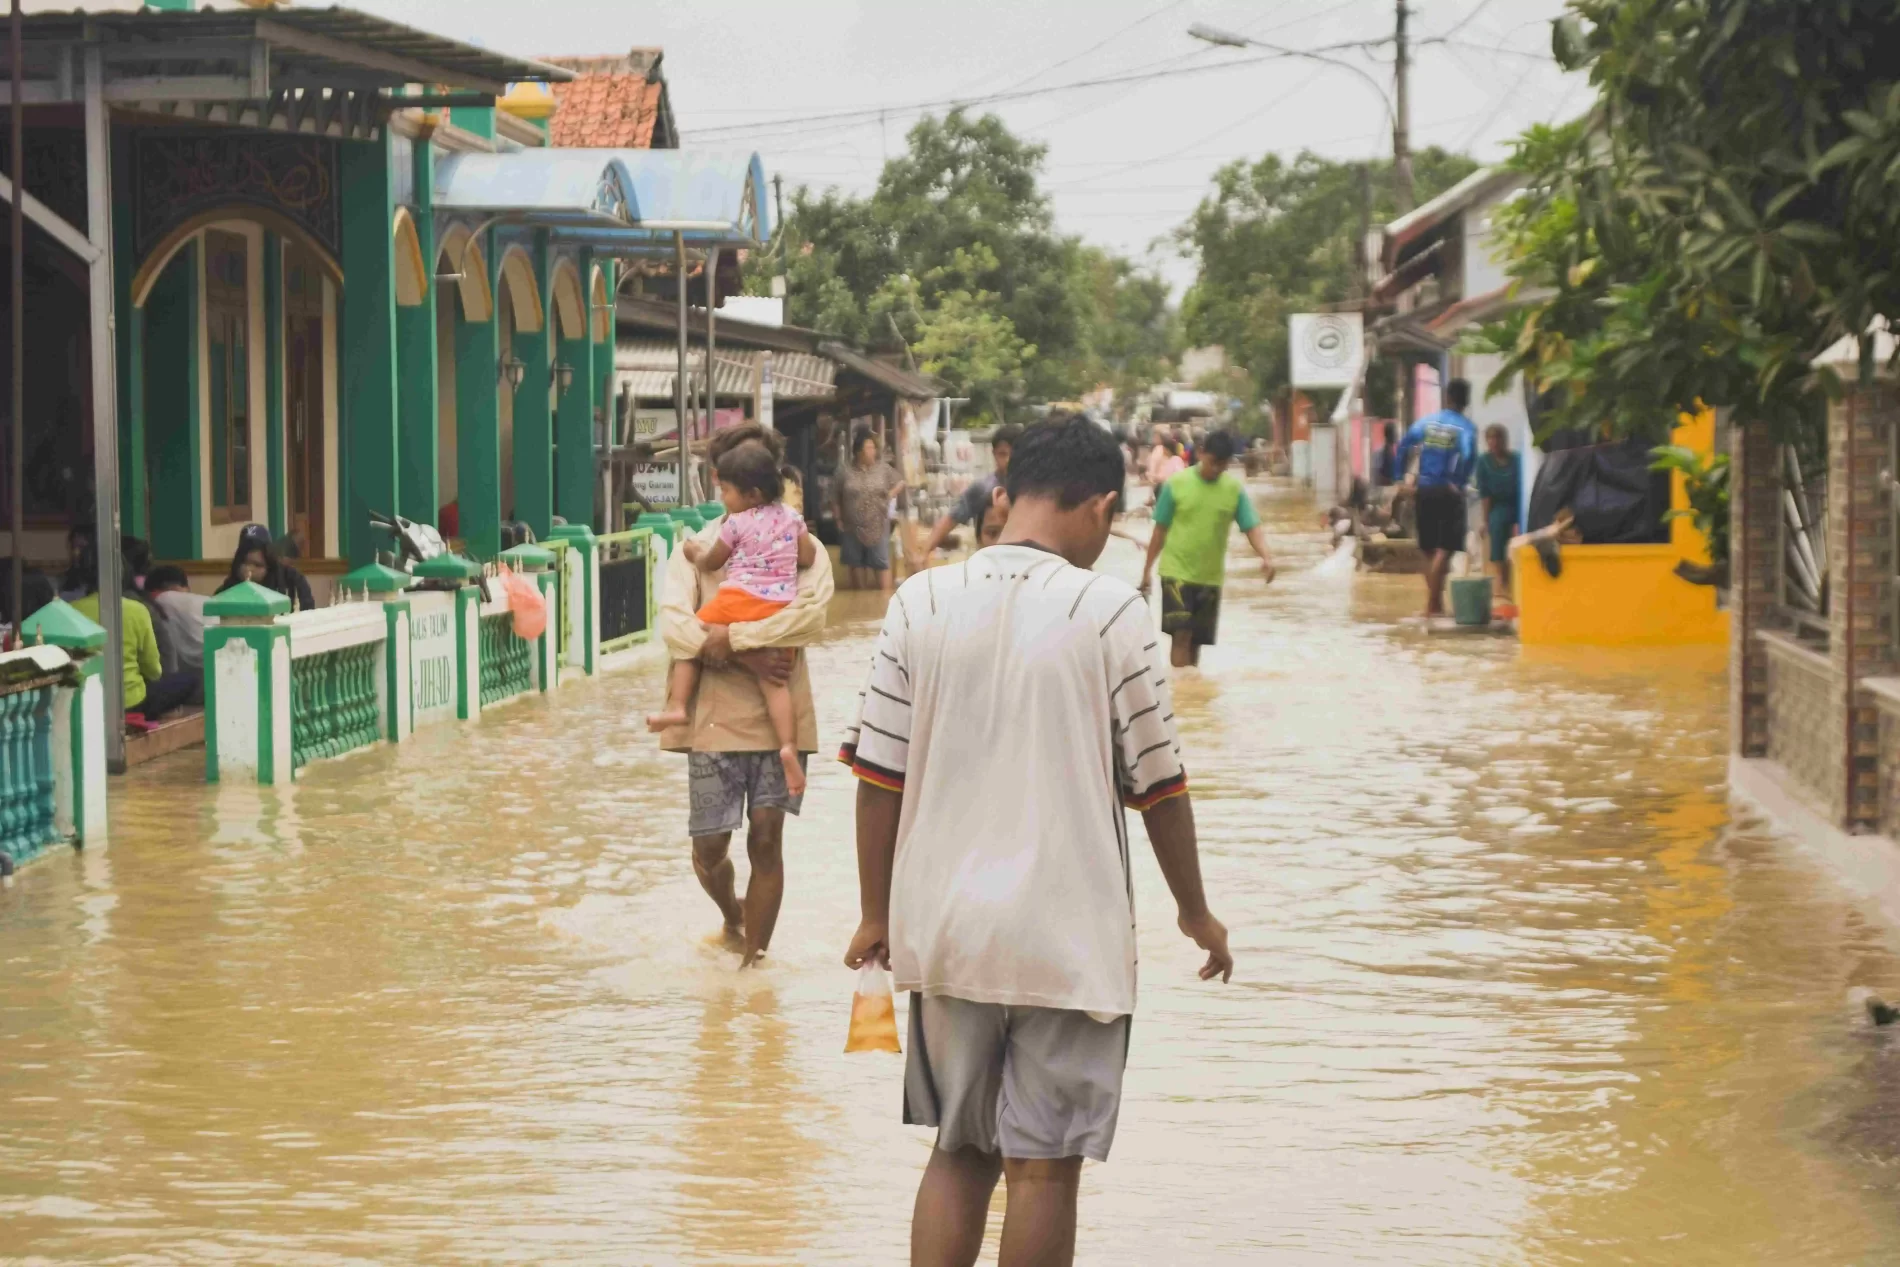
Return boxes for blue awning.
[434,150,634,228]
[434,148,769,253]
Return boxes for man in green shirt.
[1139,430,1276,667]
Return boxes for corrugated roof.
[615,339,835,401]
[819,341,940,400]
[18,6,573,94]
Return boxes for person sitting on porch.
[145,565,208,678]
[58,524,94,602]
[217,524,316,613]
[72,545,199,722]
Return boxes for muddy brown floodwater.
[7,483,1900,1265]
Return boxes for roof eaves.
[1383,166,1521,269]
[820,340,940,399]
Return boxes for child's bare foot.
[779,744,806,797]
[740,947,766,969]
[720,921,746,954]
[645,706,688,733]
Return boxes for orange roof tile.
[543,50,673,149]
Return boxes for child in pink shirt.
[647,440,816,793]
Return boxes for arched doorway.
[131,211,341,562]
[434,224,493,537]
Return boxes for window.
[206,230,251,520]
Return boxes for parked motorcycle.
[368,510,446,572]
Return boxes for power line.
[678,39,1388,142]
[991,0,1194,96]
[1438,0,1503,41]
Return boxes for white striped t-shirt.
[841,543,1187,1017]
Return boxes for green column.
[263,232,285,537]
[338,134,400,566]
[145,243,200,560]
[590,259,616,532]
[449,106,495,139]
[398,137,439,524]
[111,138,145,539]
[455,231,501,558]
[555,247,596,528]
[512,232,553,539]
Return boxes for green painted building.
[2,7,766,756]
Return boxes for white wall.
[1463,190,1515,300]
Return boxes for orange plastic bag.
[499,564,547,640]
[845,962,902,1054]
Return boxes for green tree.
[1475,0,1900,444]
[1177,149,1478,416]
[760,110,1179,417]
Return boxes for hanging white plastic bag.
[844,961,902,1054]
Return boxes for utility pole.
[1353,163,1372,302]
[771,172,785,244]
[9,0,22,644]
[1393,0,1414,212]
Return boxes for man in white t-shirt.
[843,414,1233,1267]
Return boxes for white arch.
[393,207,427,307]
[590,264,612,343]
[549,256,586,342]
[435,222,493,323]
[496,243,544,335]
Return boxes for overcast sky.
[368,0,1587,293]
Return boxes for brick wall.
[1827,384,1898,828]
[1730,421,1778,757]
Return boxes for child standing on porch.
[646,440,815,794]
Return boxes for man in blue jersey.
[1396,378,1480,618]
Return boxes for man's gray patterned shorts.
[687,750,807,838]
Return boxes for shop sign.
[632,463,682,506]
[633,408,677,443]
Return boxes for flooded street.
[7,482,1900,1265]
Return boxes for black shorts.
[1160,578,1221,647]
[1416,486,1469,555]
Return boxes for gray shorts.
[839,532,890,571]
[903,993,1131,1163]
[686,750,806,838]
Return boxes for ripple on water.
[2,484,1899,1263]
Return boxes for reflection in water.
[3,482,1900,1263]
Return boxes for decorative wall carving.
[134,133,339,263]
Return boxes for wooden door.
[284,245,326,556]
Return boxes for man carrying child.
[656,424,832,968]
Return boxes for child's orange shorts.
[696,586,789,625]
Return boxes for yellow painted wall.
[1514,410,1729,647]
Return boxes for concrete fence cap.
[205,581,293,621]
[20,598,105,652]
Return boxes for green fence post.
[22,600,107,844]
[341,562,415,743]
[201,581,293,784]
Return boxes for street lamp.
[1187,22,1395,123]
[552,359,576,394]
